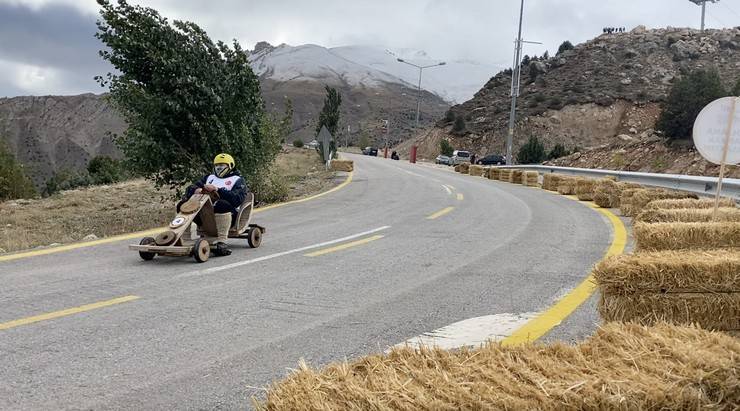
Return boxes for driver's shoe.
[213,213,232,257]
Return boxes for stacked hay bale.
[468,164,484,177]
[627,189,699,217]
[481,167,492,179]
[489,167,500,180]
[499,169,513,182]
[329,159,353,172]
[635,207,740,223]
[575,178,597,201]
[521,171,539,187]
[258,322,740,410]
[593,180,641,208]
[542,174,564,191]
[511,170,524,184]
[633,222,740,251]
[556,176,581,195]
[644,197,737,210]
[594,250,740,333]
[456,163,470,174]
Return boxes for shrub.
[0,141,37,201]
[87,155,126,184]
[292,139,304,148]
[250,168,289,204]
[656,69,727,140]
[357,133,370,149]
[548,97,563,109]
[439,139,454,156]
[557,40,574,55]
[548,143,569,160]
[43,170,93,196]
[443,110,455,123]
[451,115,467,136]
[517,136,546,164]
[521,54,531,66]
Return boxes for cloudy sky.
[1,0,739,97]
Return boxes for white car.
[450,150,471,165]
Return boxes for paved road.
[0,153,611,410]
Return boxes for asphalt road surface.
[0,153,612,410]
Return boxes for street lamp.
[688,0,719,31]
[396,58,446,128]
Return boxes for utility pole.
[396,59,446,128]
[346,124,350,147]
[689,0,718,31]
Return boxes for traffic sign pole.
[713,97,738,218]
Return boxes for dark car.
[476,154,506,165]
[362,147,379,156]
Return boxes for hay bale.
[620,188,652,216]
[575,178,597,201]
[628,189,699,217]
[458,163,470,174]
[481,167,492,179]
[556,176,581,195]
[634,222,740,251]
[257,322,740,410]
[489,167,500,180]
[543,173,567,191]
[635,207,740,223]
[330,159,353,172]
[593,249,740,294]
[593,179,618,208]
[499,169,512,182]
[468,164,484,177]
[511,170,524,184]
[645,198,738,211]
[599,293,740,330]
[522,171,539,186]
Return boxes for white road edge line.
[442,184,452,195]
[177,226,391,278]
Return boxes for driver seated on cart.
[177,153,247,256]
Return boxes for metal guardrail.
[498,165,740,201]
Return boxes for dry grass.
[634,222,740,251]
[644,197,738,210]
[599,293,740,330]
[329,159,353,172]
[468,164,484,176]
[256,322,740,410]
[522,171,539,186]
[635,207,740,223]
[0,148,335,253]
[593,249,740,294]
[575,178,596,201]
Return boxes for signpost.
[692,96,740,218]
[318,125,333,169]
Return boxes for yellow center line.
[500,204,627,347]
[304,235,384,257]
[0,295,140,331]
[456,193,464,201]
[426,206,455,220]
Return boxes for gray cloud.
[1,0,739,97]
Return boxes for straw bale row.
[556,176,582,195]
[621,189,698,217]
[468,164,484,176]
[542,173,564,191]
[575,178,596,201]
[454,163,470,174]
[499,169,513,182]
[633,222,740,251]
[257,322,740,410]
[644,197,737,210]
[522,171,539,186]
[635,207,740,223]
[510,170,523,184]
[489,167,500,180]
[593,250,740,294]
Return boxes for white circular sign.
[693,96,740,165]
[170,217,186,228]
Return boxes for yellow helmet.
[213,153,235,177]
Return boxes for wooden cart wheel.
[180,199,200,214]
[139,237,156,261]
[193,238,210,263]
[155,230,176,246]
[248,227,262,248]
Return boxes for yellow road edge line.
[500,204,627,347]
[426,206,455,220]
[0,295,140,331]
[0,171,354,263]
[304,235,384,257]
[456,193,464,201]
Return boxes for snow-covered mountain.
[249,42,500,104]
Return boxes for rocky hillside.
[401,26,740,162]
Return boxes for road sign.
[317,125,333,162]
[693,96,739,217]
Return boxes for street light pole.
[689,0,718,31]
[396,59,446,128]
[506,0,525,166]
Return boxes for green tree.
[517,136,546,164]
[95,0,280,191]
[439,139,454,156]
[547,143,569,160]
[87,155,125,184]
[315,85,341,160]
[451,115,467,136]
[0,141,37,201]
[557,40,574,55]
[521,54,531,66]
[656,69,727,140]
[357,132,370,149]
[542,50,550,60]
[292,139,304,148]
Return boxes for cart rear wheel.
[193,238,210,263]
[139,237,156,261]
[247,227,262,248]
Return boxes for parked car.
[450,150,471,165]
[362,147,379,156]
[306,139,319,149]
[435,155,451,165]
[476,154,506,165]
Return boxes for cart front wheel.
[139,237,156,261]
[193,238,210,263]
[248,227,263,248]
